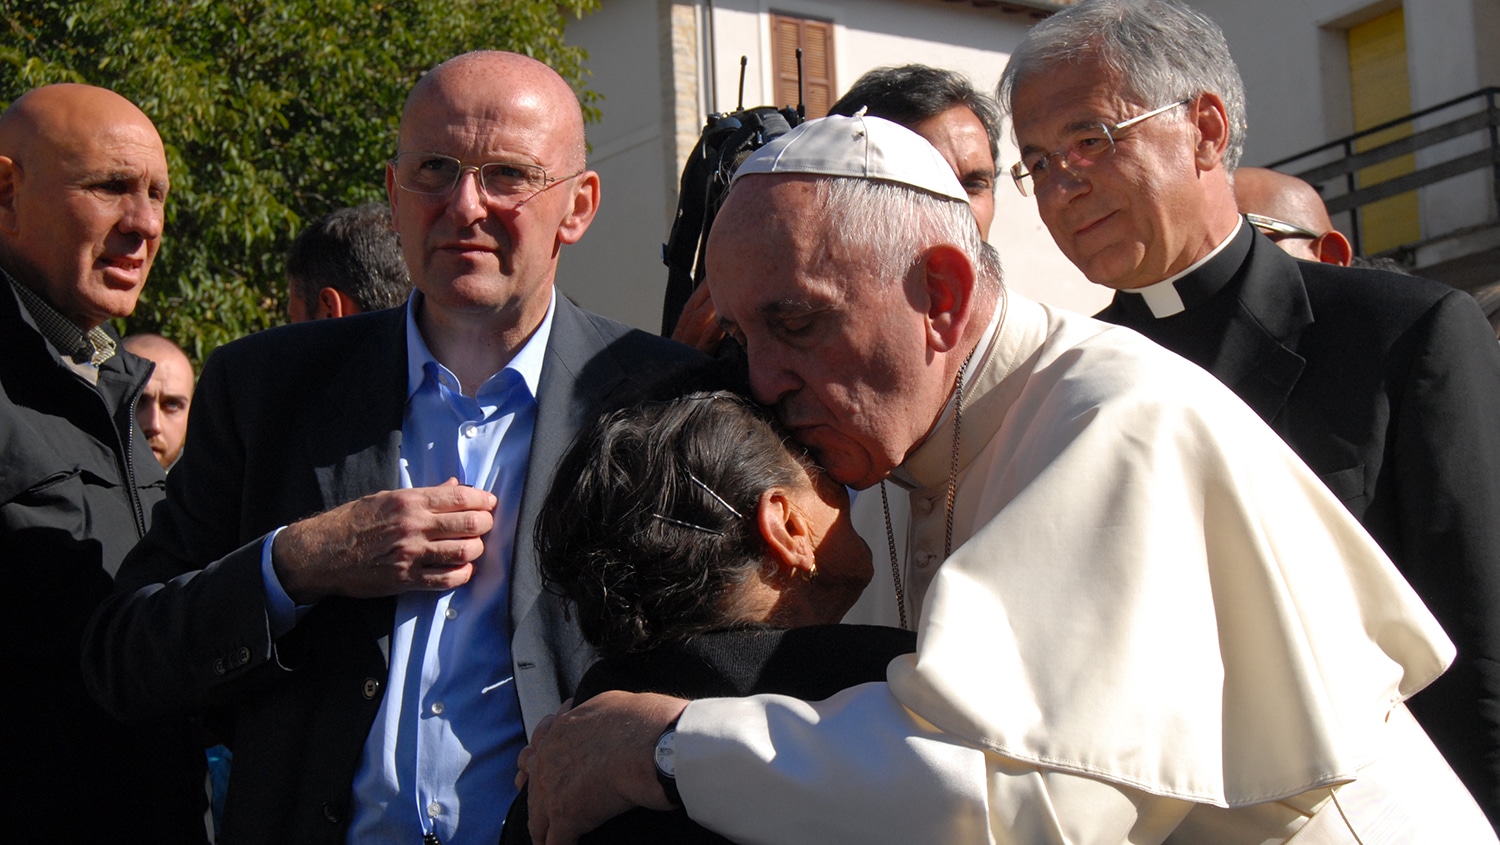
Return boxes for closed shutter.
[771,13,835,118]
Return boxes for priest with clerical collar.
[1001,0,1500,826]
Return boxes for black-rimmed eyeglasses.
[1010,98,1192,197]
[389,152,582,204]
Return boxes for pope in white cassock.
[517,112,1495,844]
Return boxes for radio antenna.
[795,48,806,119]
[736,56,748,111]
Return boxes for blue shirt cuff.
[261,526,313,637]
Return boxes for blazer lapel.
[304,307,408,647]
[509,297,627,631]
[1213,234,1313,422]
[306,308,408,508]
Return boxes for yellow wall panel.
[1348,7,1420,253]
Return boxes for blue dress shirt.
[263,290,554,844]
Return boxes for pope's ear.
[0,156,20,235]
[920,243,975,353]
[556,170,600,246]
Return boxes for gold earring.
[802,564,818,583]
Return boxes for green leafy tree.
[0,0,599,362]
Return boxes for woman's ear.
[757,487,817,579]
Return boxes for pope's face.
[708,178,948,490]
[1011,61,1206,290]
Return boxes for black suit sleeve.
[1385,290,1500,820]
[82,344,302,722]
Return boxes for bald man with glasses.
[85,51,708,844]
[1234,166,1353,266]
[1002,0,1500,825]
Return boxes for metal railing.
[1263,87,1500,257]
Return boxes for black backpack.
[659,104,802,337]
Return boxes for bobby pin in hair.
[687,470,745,519]
[650,513,725,536]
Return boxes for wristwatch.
[653,718,682,807]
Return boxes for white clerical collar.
[1125,217,1244,318]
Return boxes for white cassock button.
[428,801,443,817]
[462,422,478,438]
[914,498,934,516]
[445,606,458,620]
[915,551,937,569]
[431,701,445,715]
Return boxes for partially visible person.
[503,391,911,844]
[285,201,409,321]
[1350,254,1412,274]
[83,51,709,844]
[0,84,206,842]
[1234,166,1352,265]
[1472,279,1500,339]
[122,332,195,470]
[829,64,1000,238]
[1001,0,1500,821]
[671,63,1001,351]
[520,112,1492,844]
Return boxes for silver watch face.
[654,729,677,778]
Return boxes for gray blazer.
[83,296,709,844]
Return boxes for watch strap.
[654,717,682,807]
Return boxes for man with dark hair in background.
[830,63,1001,239]
[285,202,411,321]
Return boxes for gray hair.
[996,0,1247,172]
[814,179,1004,291]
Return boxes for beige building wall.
[1191,0,1498,270]
[562,0,1108,333]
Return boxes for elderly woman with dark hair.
[502,391,913,843]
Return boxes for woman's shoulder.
[575,624,915,704]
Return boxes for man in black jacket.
[1000,0,1500,825]
[83,52,709,844]
[0,84,207,841]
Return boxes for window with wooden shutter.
[771,13,835,118]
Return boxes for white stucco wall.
[556,1,675,329]
[1191,0,1496,254]
[564,0,1110,333]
